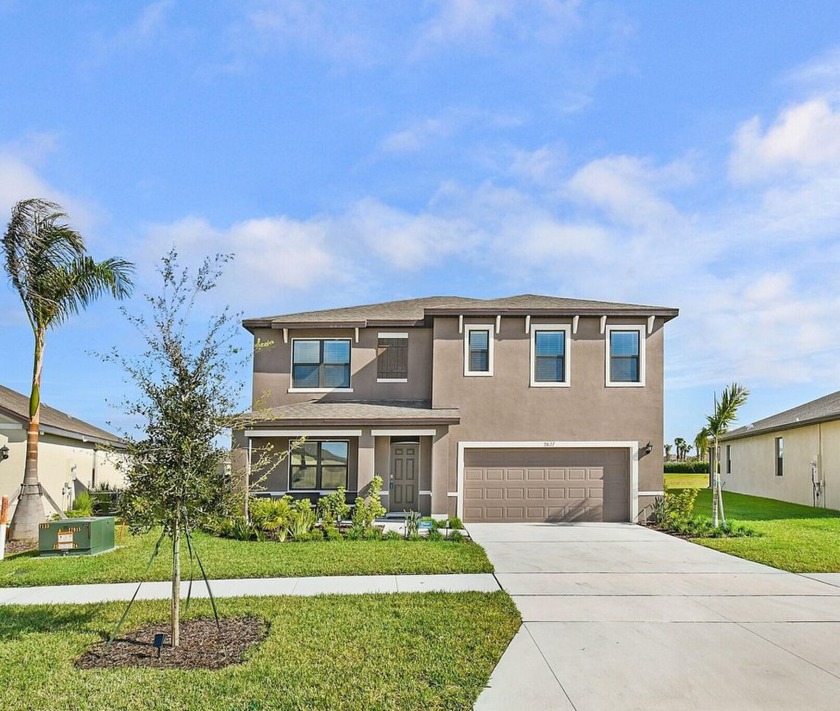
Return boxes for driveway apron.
[470,522,840,711]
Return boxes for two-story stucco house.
[236,295,679,523]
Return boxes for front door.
[390,443,419,511]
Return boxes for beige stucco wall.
[429,315,666,515]
[725,421,840,511]
[251,326,434,407]
[0,425,126,518]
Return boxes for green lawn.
[680,487,840,573]
[0,592,520,710]
[1,529,493,588]
[664,473,708,489]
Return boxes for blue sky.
[2,1,840,449]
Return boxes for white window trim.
[290,337,353,391]
[530,324,571,387]
[464,324,494,377]
[605,325,646,387]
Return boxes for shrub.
[250,496,293,541]
[288,499,316,540]
[352,475,386,532]
[446,530,464,543]
[427,529,443,542]
[432,516,464,531]
[404,510,421,539]
[666,488,698,522]
[382,530,401,541]
[322,524,343,541]
[68,491,94,518]
[317,487,350,526]
[664,461,709,474]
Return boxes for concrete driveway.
[470,522,840,711]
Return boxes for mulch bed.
[3,540,37,556]
[76,616,268,670]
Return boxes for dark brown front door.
[390,444,419,511]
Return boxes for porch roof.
[242,399,460,427]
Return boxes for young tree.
[3,198,133,541]
[110,251,241,647]
[706,383,749,527]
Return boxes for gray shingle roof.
[243,400,459,426]
[722,390,840,441]
[0,384,123,445]
[243,294,679,330]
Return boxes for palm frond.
[706,382,750,438]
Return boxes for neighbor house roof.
[243,294,679,330]
[722,390,840,441]
[0,384,124,446]
[241,400,460,427]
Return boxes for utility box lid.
[39,517,116,557]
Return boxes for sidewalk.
[0,573,500,605]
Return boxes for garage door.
[463,447,629,523]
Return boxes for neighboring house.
[0,384,126,517]
[236,295,679,523]
[721,391,840,511]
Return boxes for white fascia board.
[455,440,640,521]
[245,429,363,437]
[371,428,437,437]
[0,423,23,430]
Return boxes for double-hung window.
[606,326,645,386]
[292,339,351,389]
[464,325,493,376]
[530,325,571,386]
[377,333,408,382]
[290,440,349,490]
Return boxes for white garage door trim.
[455,440,640,521]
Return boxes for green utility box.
[38,517,116,557]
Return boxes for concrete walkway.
[470,522,840,711]
[0,573,499,605]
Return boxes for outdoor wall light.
[0,445,8,462]
[644,442,653,455]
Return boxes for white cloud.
[413,0,581,55]
[85,0,176,68]
[380,118,453,154]
[729,98,840,184]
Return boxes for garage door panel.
[463,447,629,523]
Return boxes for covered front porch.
[237,400,459,517]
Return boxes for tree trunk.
[171,515,181,648]
[9,329,47,541]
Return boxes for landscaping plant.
[3,198,133,541]
[108,250,242,647]
[351,475,386,532]
[706,382,749,527]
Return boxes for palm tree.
[664,443,672,460]
[706,382,749,527]
[694,426,711,461]
[673,437,686,461]
[4,198,133,541]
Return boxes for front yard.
[668,484,840,573]
[0,591,520,710]
[0,529,493,588]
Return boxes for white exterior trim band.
[371,428,437,437]
[245,429,363,437]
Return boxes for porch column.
[431,429,451,518]
[357,429,376,496]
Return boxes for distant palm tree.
[706,383,750,526]
[3,198,133,541]
[694,426,711,461]
[673,437,687,461]
[664,443,673,460]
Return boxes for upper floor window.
[530,325,571,387]
[726,444,732,474]
[606,326,645,387]
[292,339,351,389]
[290,440,348,490]
[775,437,784,477]
[377,333,408,382]
[464,325,494,376]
